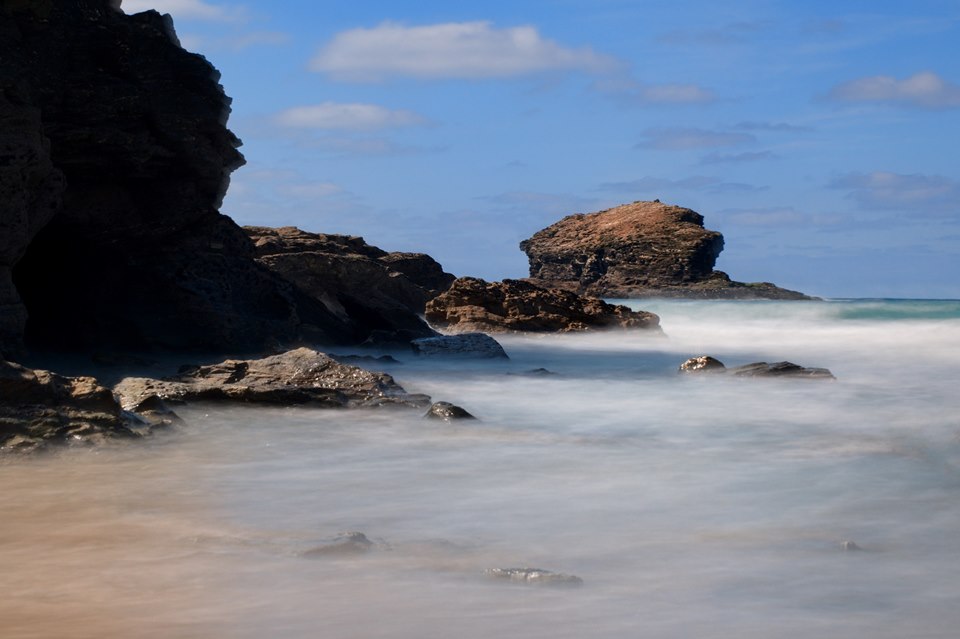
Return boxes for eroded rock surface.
[424,401,476,421]
[0,357,139,453]
[520,201,811,299]
[114,347,431,409]
[425,277,661,334]
[678,356,727,373]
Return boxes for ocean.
[2,298,959,638]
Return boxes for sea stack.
[520,201,811,299]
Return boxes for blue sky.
[123,0,960,298]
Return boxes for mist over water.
[3,299,959,638]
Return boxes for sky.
[121,0,960,298]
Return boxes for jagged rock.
[678,356,727,373]
[0,357,139,453]
[302,532,376,557]
[245,226,452,343]
[424,401,476,421]
[410,333,509,359]
[425,277,661,334]
[730,361,835,379]
[520,200,811,300]
[484,567,583,587]
[113,347,431,409]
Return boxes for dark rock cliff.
[520,201,811,300]
[0,1,445,358]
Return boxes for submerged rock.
[424,401,476,421]
[730,361,835,379]
[1,358,139,453]
[520,200,812,300]
[114,347,431,409]
[302,532,376,557]
[425,277,660,334]
[678,356,834,379]
[484,567,583,587]
[411,333,509,359]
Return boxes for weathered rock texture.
[520,201,810,299]
[425,277,661,333]
[246,226,454,344]
[1,357,138,453]
[410,333,509,359]
[113,347,431,410]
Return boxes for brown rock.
[424,277,661,334]
[0,357,138,453]
[520,201,811,300]
[678,356,727,373]
[113,347,431,409]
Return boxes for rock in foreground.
[424,401,476,421]
[114,347,431,409]
[520,201,811,300]
[1,358,138,453]
[425,277,661,334]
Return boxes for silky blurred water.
[2,299,959,638]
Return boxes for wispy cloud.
[700,150,777,165]
[719,206,818,227]
[274,102,428,131]
[829,171,960,213]
[122,0,245,22]
[310,21,617,81]
[826,71,960,109]
[594,78,716,105]
[732,121,812,132]
[597,175,765,194]
[635,127,755,150]
[657,21,771,47]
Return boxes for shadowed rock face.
[520,201,811,300]
[425,277,661,334]
[245,226,453,344]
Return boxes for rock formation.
[246,226,454,344]
[1,357,140,453]
[520,201,811,299]
[425,277,661,333]
[410,333,509,359]
[113,347,431,410]
[0,2,452,358]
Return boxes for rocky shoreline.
[1,1,819,454]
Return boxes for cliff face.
[1,1,437,357]
[520,201,810,300]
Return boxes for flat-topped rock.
[679,356,835,379]
[520,200,811,300]
[411,333,509,359]
[114,347,431,409]
[425,277,661,334]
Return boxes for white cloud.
[635,127,755,150]
[827,71,960,109]
[597,175,764,194]
[122,0,245,22]
[274,102,427,131]
[829,171,960,213]
[310,21,616,80]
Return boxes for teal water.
[1,298,959,638]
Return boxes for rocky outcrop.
[1,357,139,453]
[425,277,661,333]
[410,333,509,359]
[245,226,454,344]
[113,347,431,409]
[520,201,811,300]
[678,356,835,379]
